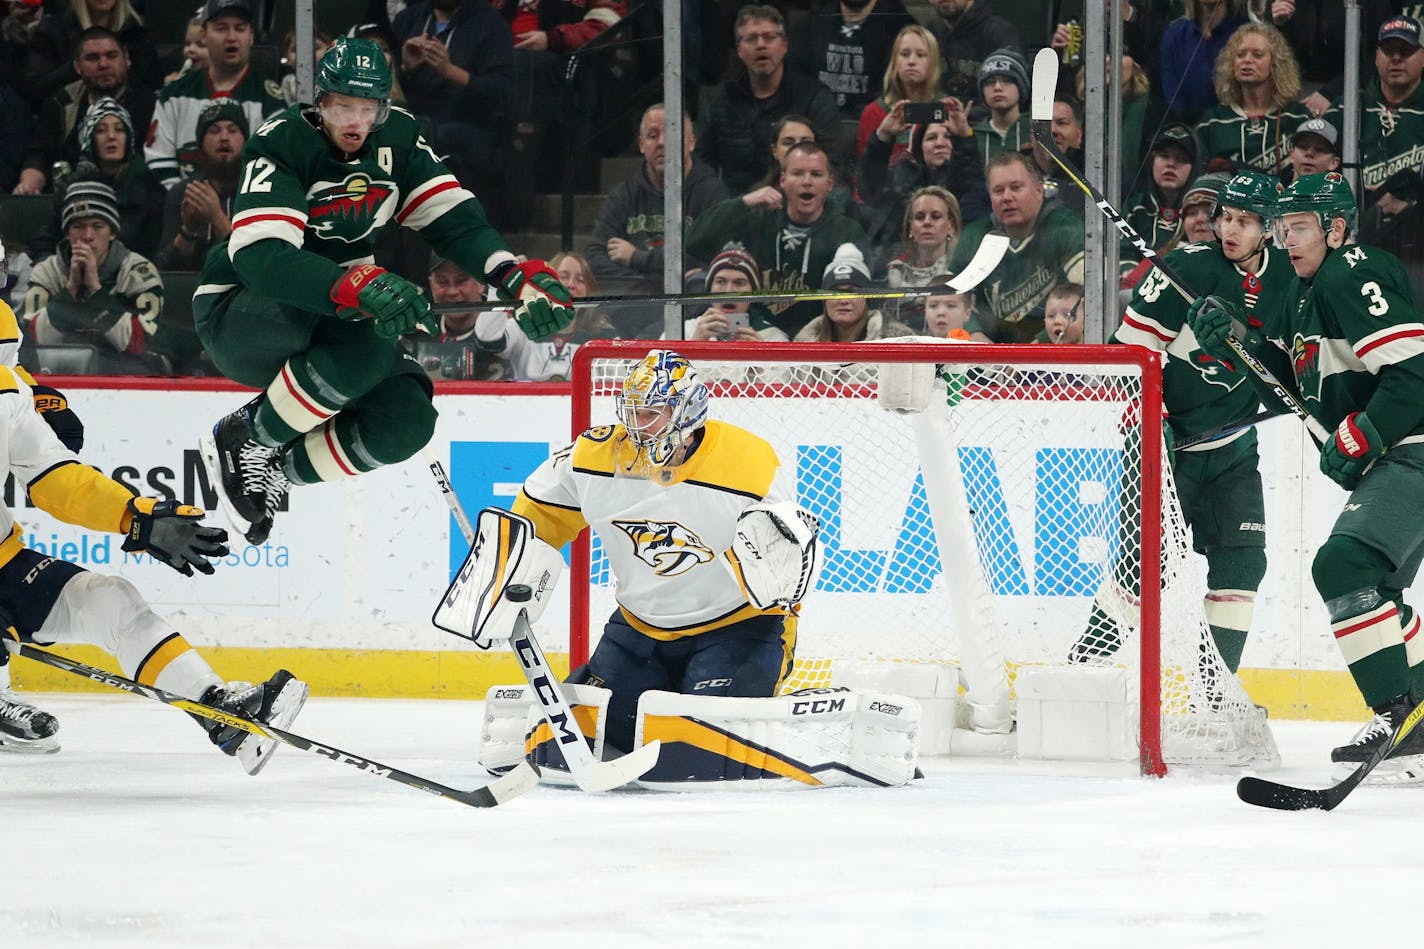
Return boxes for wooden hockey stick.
[429,234,1010,314]
[425,454,661,792]
[1029,48,1330,445]
[1237,700,1424,811]
[6,640,539,809]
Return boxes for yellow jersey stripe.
[618,602,767,640]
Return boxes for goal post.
[568,339,1275,776]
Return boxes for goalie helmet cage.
[569,339,1274,776]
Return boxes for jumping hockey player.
[1073,169,1290,687]
[0,361,307,773]
[1188,171,1424,772]
[458,350,918,788]
[197,37,574,546]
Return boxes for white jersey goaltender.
[452,350,919,789]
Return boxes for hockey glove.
[1320,411,1385,491]
[121,498,230,577]
[1185,294,1245,362]
[331,264,438,339]
[31,383,83,452]
[491,260,575,341]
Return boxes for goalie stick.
[426,454,661,792]
[1028,48,1330,446]
[6,640,538,810]
[1237,700,1424,811]
[431,234,1010,315]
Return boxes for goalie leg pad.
[523,683,612,787]
[723,501,822,611]
[433,507,563,646]
[478,683,535,775]
[632,688,920,790]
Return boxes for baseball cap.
[1378,16,1422,48]
[1151,123,1197,166]
[204,0,254,24]
[1291,117,1339,154]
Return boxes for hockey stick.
[429,234,1010,315]
[1029,49,1330,445]
[425,453,661,792]
[1237,700,1424,811]
[1174,408,1286,450]
[5,640,539,809]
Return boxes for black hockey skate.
[1331,695,1424,763]
[199,397,280,545]
[0,689,59,753]
[199,670,309,775]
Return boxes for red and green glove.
[331,264,437,339]
[1320,411,1385,491]
[490,260,575,341]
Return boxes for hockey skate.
[0,689,59,754]
[199,670,309,775]
[1330,695,1424,764]
[199,397,281,546]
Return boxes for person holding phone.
[681,243,787,343]
[855,24,946,162]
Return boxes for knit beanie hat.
[79,97,134,160]
[822,242,872,289]
[62,179,121,233]
[195,99,250,143]
[977,48,1030,105]
[708,242,761,291]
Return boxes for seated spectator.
[475,252,617,381]
[1034,281,1084,344]
[926,0,1022,105]
[1266,0,1398,114]
[1123,123,1197,265]
[146,0,284,189]
[1054,2,1168,101]
[279,28,335,106]
[154,101,246,270]
[855,24,943,160]
[686,141,868,338]
[1032,96,1086,213]
[586,103,729,295]
[25,0,161,105]
[392,0,513,216]
[949,151,1085,342]
[162,16,208,86]
[1160,0,1249,123]
[796,0,916,121]
[794,242,912,343]
[409,254,511,382]
[885,186,961,288]
[25,180,167,375]
[1076,43,1168,201]
[696,5,841,195]
[16,26,155,196]
[859,109,986,256]
[1195,22,1309,176]
[1120,170,1228,291]
[741,113,859,219]
[680,242,787,342]
[922,281,984,341]
[31,98,165,261]
[970,49,1031,166]
[1282,116,1341,186]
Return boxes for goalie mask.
[617,350,709,467]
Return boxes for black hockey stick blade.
[1174,408,1286,450]
[8,641,539,810]
[1237,701,1424,811]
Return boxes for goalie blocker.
[433,508,563,646]
[479,684,919,789]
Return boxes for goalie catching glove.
[490,259,575,341]
[433,507,563,646]
[121,498,230,576]
[724,501,822,611]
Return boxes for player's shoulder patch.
[570,425,621,474]
[0,363,21,393]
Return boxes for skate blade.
[1338,753,1424,787]
[238,677,309,776]
[198,431,256,541]
[0,733,60,754]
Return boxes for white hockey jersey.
[512,420,786,639]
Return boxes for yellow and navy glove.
[31,383,83,452]
[122,498,230,576]
[490,259,575,341]
[330,264,438,338]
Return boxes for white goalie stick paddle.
[429,234,1010,315]
[1029,48,1329,445]
[425,453,661,792]
[6,640,539,809]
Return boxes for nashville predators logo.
[1191,351,1243,391]
[613,519,714,576]
[307,173,399,242]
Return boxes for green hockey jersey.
[146,66,286,187]
[199,105,511,319]
[1194,102,1312,176]
[1116,241,1295,449]
[1326,79,1424,206]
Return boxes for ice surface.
[2,694,1417,948]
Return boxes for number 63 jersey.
[1264,243,1424,437]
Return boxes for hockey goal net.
[568,339,1276,774]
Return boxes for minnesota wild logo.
[307,173,398,242]
[1191,351,1243,390]
[1292,334,1322,397]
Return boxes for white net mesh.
[573,342,1277,769]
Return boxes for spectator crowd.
[0,0,1417,377]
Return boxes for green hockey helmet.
[1213,168,1282,223]
[315,37,392,128]
[1275,171,1357,234]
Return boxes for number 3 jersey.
[512,420,787,640]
